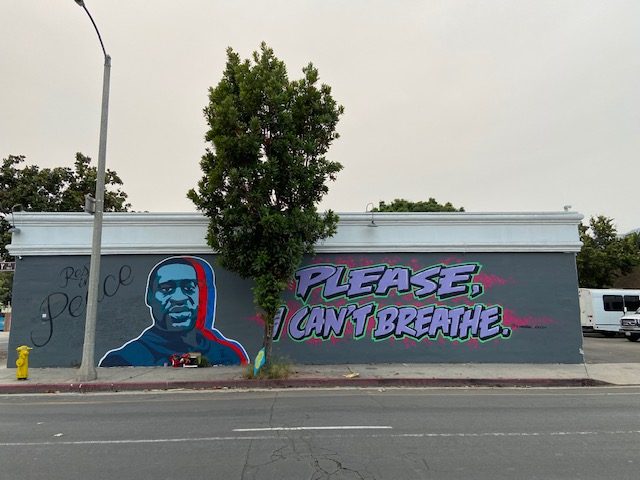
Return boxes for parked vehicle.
[620,307,640,342]
[579,288,640,336]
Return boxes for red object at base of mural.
[169,353,199,367]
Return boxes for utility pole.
[75,0,110,381]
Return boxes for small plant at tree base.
[243,357,293,380]
[189,43,343,368]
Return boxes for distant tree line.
[373,198,464,213]
[576,216,640,288]
[0,153,131,306]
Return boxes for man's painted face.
[149,263,199,332]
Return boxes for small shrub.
[244,357,292,380]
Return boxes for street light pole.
[75,0,110,381]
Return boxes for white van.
[579,288,640,336]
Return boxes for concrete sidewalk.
[2,332,639,393]
[1,361,638,394]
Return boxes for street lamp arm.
[74,0,108,59]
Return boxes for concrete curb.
[0,377,610,394]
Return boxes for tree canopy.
[576,215,640,288]
[188,43,343,364]
[373,198,465,212]
[0,153,131,306]
[0,153,130,261]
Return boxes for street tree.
[188,43,343,366]
[373,198,464,212]
[0,153,131,304]
[576,215,640,288]
[0,272,10,307]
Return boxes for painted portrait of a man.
[99,256,249,367]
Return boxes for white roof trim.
[7,211,584,256]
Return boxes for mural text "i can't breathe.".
[273,262,511,343]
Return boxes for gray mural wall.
[7,251,583,367]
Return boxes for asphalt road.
[2,388,640,479]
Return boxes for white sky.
[1,1,638,233]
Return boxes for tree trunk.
[262,316,274,367]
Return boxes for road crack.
[240,439,253,480]
[268,392,277,427]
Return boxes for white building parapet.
[7,211,584,256]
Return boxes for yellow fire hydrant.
[16,345,33,380]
